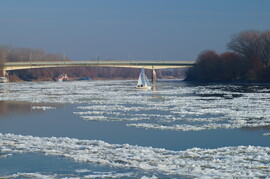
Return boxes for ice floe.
[126,123,234,131]
[0,153,12,159]
[1,171,136,179]
[0,133,270,178]
[31,106,56,110]
[1,172,58,179]
[83,171,135,178]
[127,122,270,131]
[140,176,158,179]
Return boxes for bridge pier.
[152,68,156,83]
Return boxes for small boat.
[136,68,152,89]
[57,74,69,82]
[0,77,8,83]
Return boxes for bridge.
[1,60,195,81]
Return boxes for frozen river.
[0,80,270,178]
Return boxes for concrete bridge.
[1,60,195,81]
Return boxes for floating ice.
[75,169,91,173]
[83,171,135,178]
[31,106,56,110]
[127,121,270,131]
[0,133,270,178]
[140,176,158,179]
[0,153,12,159]
[263,133,270,136]
[126,123,234,131]
[1,171,136,179]
[81,115,108,121]
[72,82,270,131]
[1,81,270,132]
[1,172,57,179]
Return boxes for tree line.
[0,45,71,80]
[186,30,270,82]
[0,46,184,81]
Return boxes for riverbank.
[185,50,270,83]
[185,30,270,83]
[4,68,185,82]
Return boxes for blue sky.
[0,0,270,61]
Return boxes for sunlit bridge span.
[2,60,195,76]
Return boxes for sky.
[0,0,270,61]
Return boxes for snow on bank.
[0,133,270,178]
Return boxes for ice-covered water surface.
[0,133,270,178]
[1,80,270,132]
[1,80,270,178]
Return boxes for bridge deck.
[3,60,195,71]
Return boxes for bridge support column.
[152,68,156,83]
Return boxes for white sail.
[144,73,151,87]
[137,70,143,86]
[137,68,151,89]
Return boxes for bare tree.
[227,30,260,58]
[0,63,3,77]
[257,31,270,66]
[197,50,219,61]
[227,30,270,66]
[0,46,7,77]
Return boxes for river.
[0,80,270,178]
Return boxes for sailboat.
[136,68,152,89]
[57,74,69,81]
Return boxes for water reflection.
[0,101,62,117]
